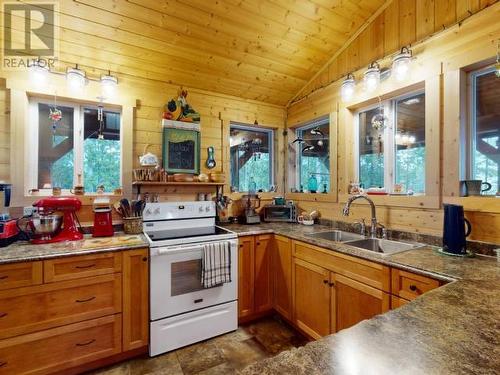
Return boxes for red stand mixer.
[20,197,84,244]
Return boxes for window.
[230,124,274,192]
[29,98,122,193]
[356,91,425,193]
[468,66,499,195]
[295,118,330,193]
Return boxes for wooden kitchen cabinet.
[238,236,255,319]
[391,269,440,301]
[273,235,292,320]
[122,249,149,351]
[331,273,390,333]
[0,261,42,291]
[293,258,331,339]
[254,234,273,314]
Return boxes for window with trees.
[467,66,499,195]
[356,91,425,193]
[294,118,330,193]
[229,124,274,192]
[29,98,122,193]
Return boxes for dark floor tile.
[176,341,225,375]
[129,351,182,375]
[216,336,269,370]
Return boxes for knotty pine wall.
[0,73,285,222]
[286,3,500,243]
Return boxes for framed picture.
[162,127,200,174]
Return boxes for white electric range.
[143,201,238,356]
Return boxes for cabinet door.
[273,235,292,320]
[238,236,255,319]
[122,249,149,351]
[254,234,273,314]
[293,258,330,339]
[331,273,390,333]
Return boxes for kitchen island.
[223,223,500,375]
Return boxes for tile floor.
[91,316,309,375]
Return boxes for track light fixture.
[341,73,355,102]
[392,46,412,81]
[363,61,381,93]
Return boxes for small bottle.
[249,177,257,194]
[308,175,318,193]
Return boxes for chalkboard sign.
[162,128,200,174]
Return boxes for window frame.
[467,65,497,190]
[294,116,331,192]
[28,97,123,194]
[354,89,425,193]
[229,122,275,193]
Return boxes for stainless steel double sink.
[306,230,423,255]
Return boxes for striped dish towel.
[201,241,232,288]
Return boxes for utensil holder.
[123,217,143,234]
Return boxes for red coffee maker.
[92,198,114,237]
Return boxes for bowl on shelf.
[209,172,225,183]
[173,173,195,182]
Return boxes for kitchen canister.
[123,217,143,234]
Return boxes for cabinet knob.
[239,244,243,248]
[409,284,417,292]
[323,280,328,284]
[329,282,335,287]
[142,257,148,262]
[257,242,261,245]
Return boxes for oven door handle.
[156,244,206,256]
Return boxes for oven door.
[150,239,237,321]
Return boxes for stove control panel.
[143,201,216,221]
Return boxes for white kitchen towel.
[201,241,231,288]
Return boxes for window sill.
[24,193,123,206]
[338,193,440,209]
[285,192,337,203]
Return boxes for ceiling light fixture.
[392,46,412,81]
[364,62,381,93]
[66,65,87,91]
[29,58,50,86]
[341,73,356,102]
[100,70,118,97]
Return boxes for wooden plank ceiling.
[5,0,388,105]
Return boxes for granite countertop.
[0,233,149,264]
[222,223,500,374]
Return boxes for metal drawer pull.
[0,312,7,318]
[76,339,95,347]
[0,275,8,280]
[75,264,96,269]
[75,296,96,303]
[0,361,7,367]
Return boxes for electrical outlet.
[23,207,36,216]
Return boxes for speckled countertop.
[222,223,500,375]
[0,233,149,264]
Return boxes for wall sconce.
[340,73,355,102]
[363,62,380,93]
[100,71,118,97]
[392,46,412,81]
[66,65,87,91]
[29,59,49,86]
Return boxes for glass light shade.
[496,60,500,78]
[66,67,86,91]
[364,66,380,92]
[341,75,355,102]
[101,74,118,97]
[392,47,412,81]
[29,61,49,86]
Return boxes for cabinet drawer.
[44,253,122,282]
[391,295,410,309]
[391,269,440,300]
[0,274,122,339]
[293,240,390,292]
[0,314,121,375]
[0,262,42,291]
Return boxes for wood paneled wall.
[0,80,9,182]
[287,3,500,244]
[291,0,498,104]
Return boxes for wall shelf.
[132,181,224,186]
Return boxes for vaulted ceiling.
[16,0,388,106]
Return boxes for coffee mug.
[52,187,61,196]
[462,180,492,196]
[71,185,85,195]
